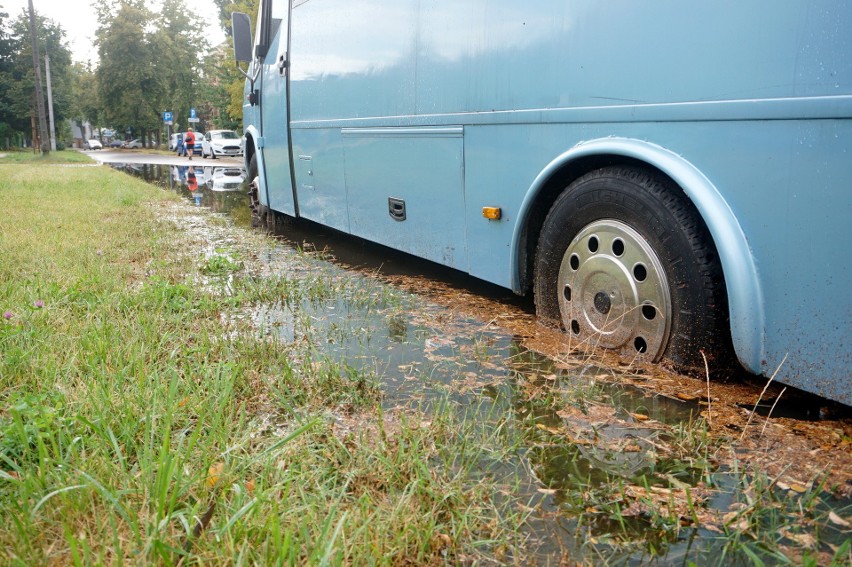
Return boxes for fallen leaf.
[828,511,851,528]
[245,479,255,494]
[535,423,563,435]
[537,488,557,495]
[676,393,699,402]
[629,412,650,421]
[781,528,817,548]
[431,533,452,551]
[207,462,225,488]
[789,482,808,494]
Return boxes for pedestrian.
[185,128,196,160]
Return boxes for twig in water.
[739,354,787,443]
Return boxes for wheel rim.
[557,219,672,360]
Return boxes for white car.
[201,130,242,159]
[124,139,143,149]
[206,167,247,191]
[85,139,102,150]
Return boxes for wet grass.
[1,163,850,565]
[0,165,528,564]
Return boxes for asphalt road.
[83,149,244,167]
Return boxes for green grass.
[0,164,527,564]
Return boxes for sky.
[2,0,226,63]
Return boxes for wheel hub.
[557,220,672,360]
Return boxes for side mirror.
[232,12,253,63]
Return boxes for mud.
[126,162,851,563]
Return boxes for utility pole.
[27,0,50,155]
[45,53,56,151]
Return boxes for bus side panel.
[343,129,468,270]
[290,128,349,232]
[288,0,417,123]
[413,1,848,115]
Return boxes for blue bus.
[232,1,851,405]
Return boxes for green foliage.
[0,0,256,144]
[0,393,73,468]
[95,1,161,142]
[201,250,244,276]
[0,7,74,144]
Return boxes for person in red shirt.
[185,128,196,160]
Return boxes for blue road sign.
[163,111,173,122]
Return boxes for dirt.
[355,269,852,498]
[159,194,852,499]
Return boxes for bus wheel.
[534,166,730,370]
[267,208,283,234]
[246,154,265,228]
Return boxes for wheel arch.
[512,137,765,373]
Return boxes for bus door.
[258,0,296,216]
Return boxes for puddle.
[111,163,252,226]
[118,163,851,565]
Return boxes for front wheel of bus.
[534,166,731,371]
[246,154,265,229]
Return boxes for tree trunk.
[28,0,50,155]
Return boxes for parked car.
[201,130,242,159]
[108,140,124,148]
[85,139,102,150]
[169,133,182,151]
[124,139,143,149]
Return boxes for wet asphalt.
[83,148,243,167]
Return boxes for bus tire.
[246,153,266,228]
[533,166,731,371]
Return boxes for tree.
[70,61,100,134]
[96,0,162,146]
[0,4,14,144]
[206,0,259,130]
[1,5,74,148]
[151,0,206,135]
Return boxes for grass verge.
[0,164,528,564]
[1,163,849,565]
